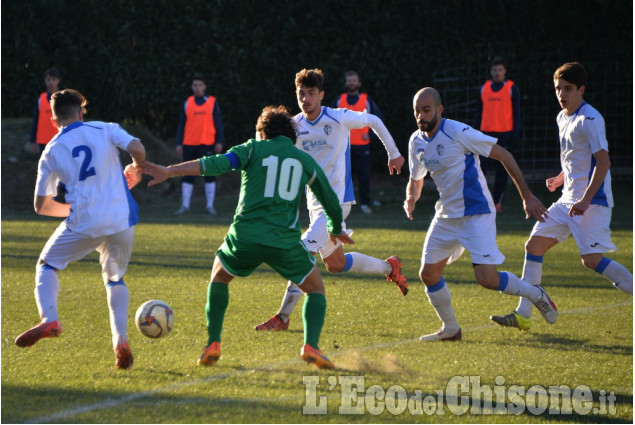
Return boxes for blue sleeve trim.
[498,272,509,291]
[426,277,446,293]
[594,257,612,274]
[224,152,240,169]
[525,253,544,263]
[342,253,353,272]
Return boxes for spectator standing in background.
[30,68,62,155]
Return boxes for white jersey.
[35,121,139,238]
[556,102,613,207]
[295,106,401,210]
[408,118,496,218]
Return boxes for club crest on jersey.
[323,125,332,135]
[436,144,445,156]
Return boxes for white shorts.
[39,222,135,284]
[302,203,352,259]
[422,213,505,265]
[530,202,616,255]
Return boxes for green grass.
[1,182,632,423]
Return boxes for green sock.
[205,282,229,345]
[302,293,326,350]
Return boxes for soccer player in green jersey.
[141,105,353,369]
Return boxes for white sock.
[205,182,216,209]
[277,282,303,321]
[516,254,543,318]
[35,265,60,322]
[596,258,633,295]
[106,281,129,348]
[425,278,459,333]
[343,252,391,274]
[498,271,542,302]
[181,182,194,209]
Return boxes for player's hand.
[141,161,170,187]
[523,194,549,222]
[546,174,564,192]
[568,199,590,217]
[403,198,416,220]
[124,163,143,189]
[175,145,183,158]
[388,156,405,175]
[329,232,355,245]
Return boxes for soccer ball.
[135,300,174,338]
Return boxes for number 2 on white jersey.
[72,145,97,181]
[262,155,302,201]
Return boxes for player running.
[255,68,407,332]
[15,89,146,369]
[141,105,352,369]
[404,87,558,341]
[491,62,632,331]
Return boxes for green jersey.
[199,136,342,249]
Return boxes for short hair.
[490,57,507,69]
[255,105,297,143]
[295,68,324,91]
[344,70,359,79]
[50,89,88,121]
[45,67,61,79]
[553,62,587,88]
[192,73,206,84]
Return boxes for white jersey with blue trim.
[295,106,400,211]
[35,121,139,237]
[408,118,496,218]
[557,102,613,207]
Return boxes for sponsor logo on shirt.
[302,139,331,152]
[298,131,310,135]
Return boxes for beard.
[417,113,438,132]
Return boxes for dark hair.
[344,70,359,79]
[256,105,297,143]
[490,57,507,70]
[50,89,88,121]
[553,62,587,88]
[193,73,206,84]
[295,68,324,91]
[45,67,61,79]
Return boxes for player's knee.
[580,255,601,270]
[324,261,345,273]
[419,268,439,286]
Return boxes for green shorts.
[216,234,316,284]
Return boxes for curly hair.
[294,68,325,91]
[50,89,88,121]
[255,105,297,143]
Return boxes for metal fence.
[431,55,633,182]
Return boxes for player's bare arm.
[328,232,355,245]
[403,178,423,220]
[365,114,404,175]
[546,171,564,192]
[143,160,201,187]
[34,195,70,217]
[488,144,548,222]
[569,149,611,217]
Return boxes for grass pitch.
[1,180,632,423]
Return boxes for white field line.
[27,300,633,424]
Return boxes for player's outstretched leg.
[594,257,633,295]
[420,278,462,342]
[301,292,334,369]
[340,252,409,296]
[198,281,229,366]
[254,282,300,331]
[386,256,409,295]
